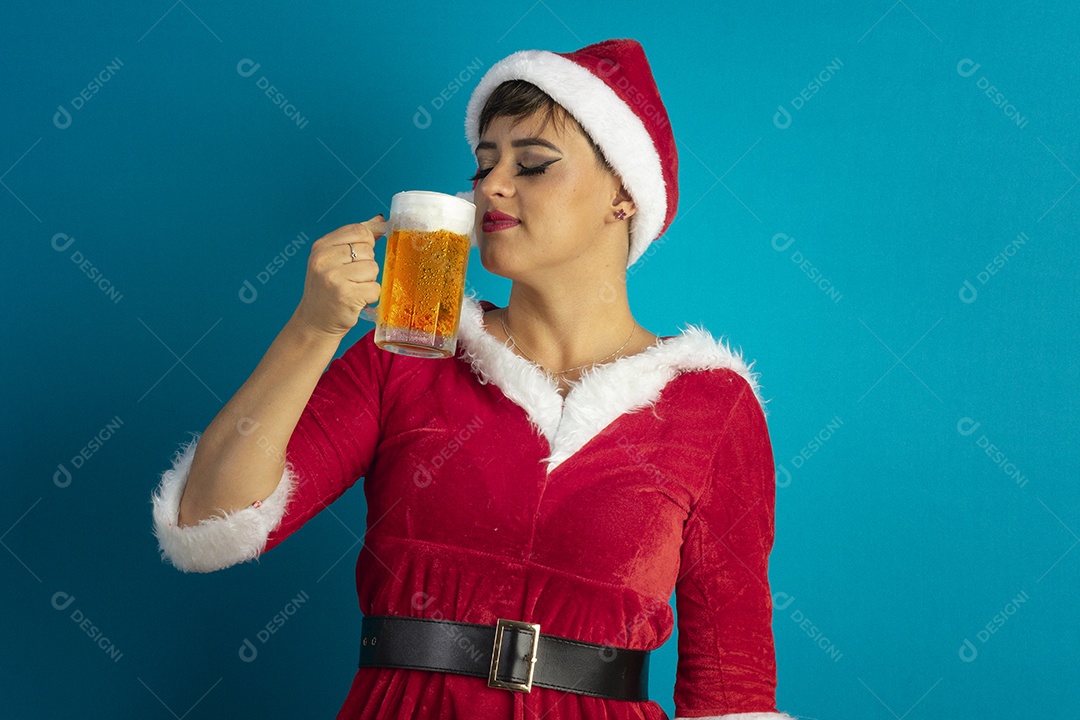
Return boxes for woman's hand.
[290,215,387,339]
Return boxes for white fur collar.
[455,293,766,473]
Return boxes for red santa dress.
[151,293,795,720]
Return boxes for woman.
[151,38,795,720]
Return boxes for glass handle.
[359,304,378,323]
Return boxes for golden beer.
[375,227,471,358]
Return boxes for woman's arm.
[173,218,383,525]
[673,370,795,719]
[151,219,385,572]
[176,315,342,527]
[152,320,387,573]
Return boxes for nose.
[475,158,515,201]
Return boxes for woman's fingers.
[293,216,386,338]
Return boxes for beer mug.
[358,191,475,359]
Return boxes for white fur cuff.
[150,435,297,573]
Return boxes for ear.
[610,184,637,221]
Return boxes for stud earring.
[615,209,626,220]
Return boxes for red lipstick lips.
[482,210,520,233]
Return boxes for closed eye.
[468,159,560,183]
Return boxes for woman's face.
[471,109,628,278]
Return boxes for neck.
[499,272,642,375]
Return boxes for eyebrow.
[475,138,563,154]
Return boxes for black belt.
[357,615,650,701]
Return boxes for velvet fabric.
[252,299,785,719]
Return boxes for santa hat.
[464,38,678,268]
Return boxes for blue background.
[3,1,1077,718]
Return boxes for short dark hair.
[478,80,615,174]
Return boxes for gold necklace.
[498,310,637,379]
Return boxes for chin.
[478,240,524,280]
[478,244,510,277]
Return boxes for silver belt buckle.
[488,618,541,692]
